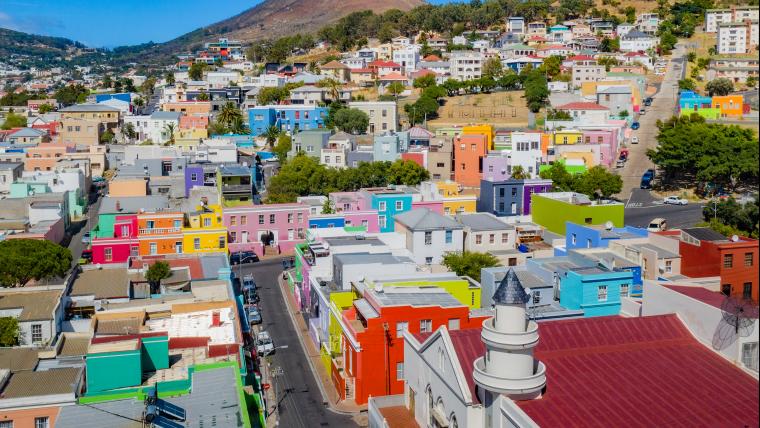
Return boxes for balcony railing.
[222,184,251,193]
[139,227,181,235]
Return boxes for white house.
[393,208,464,265]
[620,30,657,52]
[705,6,759,32]
[124,111,181,144]
[717,20,759,54]
[392,46,421,75]
[635,13,661,35]
[554,102,610,124]
[206,70,240,88]
[450,51,484,82]
[0,287,65,346]
[616,23,635,37]
[97,98,131,115]
[457,213,515,253]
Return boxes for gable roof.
[59,104,120,112]
[321,60,349,69]
[0,289,63,321]
[556,102,609,110]
[394,208,462,231]
[9,127,46,138]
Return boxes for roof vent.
[375,283,384,293]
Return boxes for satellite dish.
[721,296,759,335]
[731,235,739,242]
[604,221,614,230]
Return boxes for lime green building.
[531,192,624,235]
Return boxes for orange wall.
[24,145,67,171]
[454,134,488,187]
[137,213,183,230]
[108,179,147,197]
[0,406,61,428]
[712,95,743,117]
[139,236,182,256]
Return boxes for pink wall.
[114,215,138,238]
[91,239,136,264]
[224,203,310,257]
[412,200,444,214]
[343,210,380,233]
[330,192,366,212]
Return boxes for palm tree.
[218,101,243,127]
[197,90,210,101]
[163,122,177,145]
[317,77,342,102]
[261,125,280,148]
[510,165,530,180]
[132,97,145,114]
[229,117,249,135]
[208,120,228,136]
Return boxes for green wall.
[141,336,169,372]
[680,107,721,120]
[531,194,624,235]
[94,213,117,238]
[86,349,142,392]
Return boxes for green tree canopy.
[702,196,759,238]
[145,261,172,294]
[188,62,206,81]
[1,112,27,130]
[441,251,501,283]
[522,68,549,113]
[705,78,734,96]
[510,165,530,180]
[333,108,370,134]
[413,74,437,89]
[273,132,292,162]
[0,317,19,347]
[0,239,72,287]
[482,57,503,79]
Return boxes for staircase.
[264,245,280,256]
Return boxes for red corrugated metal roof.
[662,284,727,310]
[448,315,759,426]
[557,102,609,110]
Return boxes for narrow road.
[618,43,686,198]
[239,260,357,428]
[67,192,102,268]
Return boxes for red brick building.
[678,228,758,301]
[336,286,489,405]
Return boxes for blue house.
[309,214,346,229]
[558,223,648,255]
[679,91,712,109]
[359,186,416,233]
[478,178,552,217]
[248,105,328,135]
[373,131,410,162]
[95,93,131,103]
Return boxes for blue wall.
[371,193,412,233]
[565,223,648,251]
[96,93,131,103]
[248,106,328,135]
[309,216,346,229]
[560,269,633,317]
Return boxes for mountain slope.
[0,27,83,59]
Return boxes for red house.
[678,227,758,301]
[336,286,488,405]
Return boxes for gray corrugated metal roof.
[355,298,379,319]
[334,252,413,265]
[457,213,512,231]
[10,127,46,137]
[632,243,680,259]
[372,289,463,308]
[200,253,229,278]
[99,195,170,214]
[150,111,181,121]
[394,208,462,231]
[2,367,81,398]
[682,227,727,242]
[59,104,120,112]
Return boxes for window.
[420,319,432,333]
[230,216,237,226]
[297,212,303,223]
[448,318,460,331]
[146,220,155,229]
[395,201,403,210]
[0,421,13,428]
[571,233,577,245]
[489,234,495,244]
[203,217,211,227]
[746,252,754,266]
[241,216,247,225]
[287,213,293,224]
[396,321,408,338]
[445,230,453,244]
[396,362,404,380]
[31,324,43,343]
[475,234,482,245]
[104,247,113,262]
[510,203,517,214]
[597,285,608,302]
[258,215,264,225]
[742,342,759,373]
[621,284,629,298]
[194,238,201,250]
[269,214,275,224]
[724,253,733,268]
[586,239,592,248]
[722,284,732,296]
[149,242,158,255]
[665,260,673,273]
[425,256,433,264]
[501,233,509,244]
[35,418,49,428]
[378,201,386,211]
[425,231,433,245]
[379,215,387,229]
[743,282,753,300]
[218,236,225,249]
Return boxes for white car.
[256,331,274,356]
[631,136,639,144]
[663,196,688,205]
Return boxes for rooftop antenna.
[721,295,758,335]
[604,221,614,230]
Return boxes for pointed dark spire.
[493,268,529,305]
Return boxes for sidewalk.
[277,273,367,415]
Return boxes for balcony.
[480,318,539,350]
[473,357,546,396]
[221,184,251,194]
[139,227,181,235]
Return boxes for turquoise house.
[358,187,415,233]
[11,183,85,219]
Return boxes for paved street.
[618,43,686,198]
[625,189,704,229]
[66,192,102,268]
[237,259,357,428]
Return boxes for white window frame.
[35,417,49,428]
[396,321,408,338]
[31,324,43,343]
[396,362,404,380]
[448,318,460,331]
[420,319,432,333]
[621,284,629,298]
[378,201,387,211]
[597,285,608,302]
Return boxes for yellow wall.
[183,205,227,254]
[553,130,583,145]
[443,197,477,215]
[463,124,495,150]
[177,128,208,140]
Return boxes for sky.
[0,0,258,47]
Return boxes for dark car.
[640,169,655,189]
[631,122,640,130]
[247,306,262,325]
[230,251,259,265]
[644,97,653,106]
[242,276,260,304]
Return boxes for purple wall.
[482,156,510,181]
[522,182,553,215]
[185,166,204,197]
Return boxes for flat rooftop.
[143,307,236,345]
[368,287,464,309]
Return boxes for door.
[241,231,249,243]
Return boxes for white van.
[647,218,667,232]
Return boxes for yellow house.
[183,204,228,254]
[463,124,495,150]
[436,181,477,215]
[553,129,583,145]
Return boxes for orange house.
[24,144,69,172]
[163,101,212,116]
[454,134,489,187]
[137,212,184,256]
[712,95,744,118]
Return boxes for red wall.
[680,238,759,301]
[91,240,136,264]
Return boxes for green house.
[85,335,169,393]
[531,192,624,235]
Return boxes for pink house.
[224,203,310,257]
[91,215,138,264]
[329,192,369,212]
[581,129,619,167]
[412,200,444,214]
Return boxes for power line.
[82,402,145,424]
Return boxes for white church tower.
[473,268,546,406]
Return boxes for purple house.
[185,163,217,197]
[477,177,553,216]
[224,203,310,257]
[482,154,511,181]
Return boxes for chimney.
[211,311,221,327]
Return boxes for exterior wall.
[680,238,759,301]
[224,204,310,256]
[400,225,464,265]
[560,269,633,317]
[464,227,515,253]
[531,194,624,235]
[249,106,328,135]
[371,194,413,233]
[91,239,136,263]
[86,348,142,392]
[0,406,61,428]
[453,134,488,187]
[348,102,398,134]
[162,101,212,116]
[712,95,744,118]
[24,145,69,172]
[60,118,101,146]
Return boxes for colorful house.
[478,178,553,217]
[531,192,624,235]
[308,211,380,232]
[248,105,328,135]
[454,134,489,187]
[462,124,494,150]
[358,187,417,233]
[183,204,228,255]
[553,129,583,145]
[224,203,310,257]
[712,95,744,118]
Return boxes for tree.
[132,96,145,114]
[522,68,549,113]
[573,165,623,198]
[316,77,342,102]
[702,196,759,238]
[747,76,758,89]
[388,159,430,185]
[539,55,562,78]
[597,56,619,71]
[229,116,249,135]
[1,112,27,130]
[413,74,437,89]
[678,78,697,91]
[121,122,136,142]
[100,129,115,144]
[188,62,206,81]
[510,165,531,179]
[386,82,406,100]
[482,57,503,79]
[141,77,156,97]
[257,86,290,105]
[333,108,369,134]
[0,239,71,287]
[273,132,292,162]
[441,251,501,283]
[498,71,521,90]
[618,110,629,118]
[165,71,175,86]
[0,317,19,347]
[38,103,54,114]
[54,84,88,106]
[600,37,620,52]
[163,122,176,145]
[208,120,228,136]
[659,30,678,53]
[442,78,463,96]
[145,261,171,294]
[706,78,734,96]
[686,52,697,63]
[539,161,575,191]
[321,199,334,214]
[218,102,243,128]
[405,95,440,125]
[102,74,112,89]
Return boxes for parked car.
[248,306,262,325]
[78,249,93,265]
[644,97,653,106]
[639,108,646,115]
[647,218,668,232]
[616,160,626,168]
[631,122,640,130]
[640,169,655,189]
[81,231,91,244]
[631,136,639,144]
[256,331,274,356]
[619,149,629,160]
[242,276,259,304]
[230,251,259,265]
[663,196,688,205]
